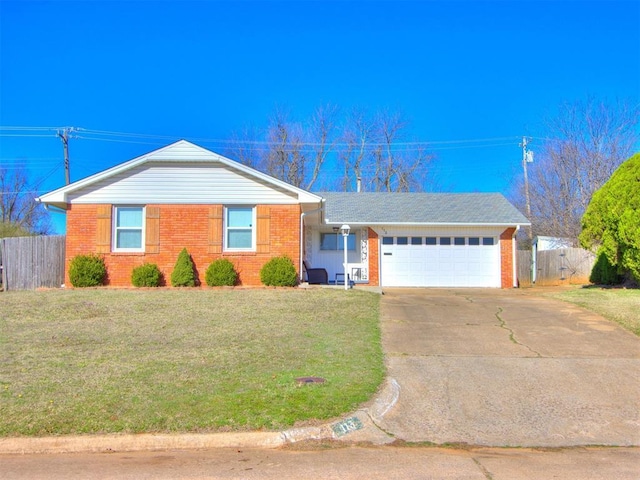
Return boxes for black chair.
[303,261,328,284]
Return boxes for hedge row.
[68,250,298,288]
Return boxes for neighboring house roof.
[533,236,574,250]
[37,140,323,209]
[317,192,530,226]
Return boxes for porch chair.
[303,261,328,285]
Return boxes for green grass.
[0,288,384,436]
[545,286,640,336]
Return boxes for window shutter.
[256,205,270,254]
[208,205,223,254]
[96,205,112,253]
[145,206,160,254]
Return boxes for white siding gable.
[69,162,300,204]
[37,141,323,208]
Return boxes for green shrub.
[205,258,238,287]
[131,263,162,287]
[171,248,196,287]
[260,256,298,287]
[590,250,623,285]
[68,254,107,287]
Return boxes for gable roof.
[37,140,323,209]
[317,192,530,226]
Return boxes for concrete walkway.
[377,288,640,447]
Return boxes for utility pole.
[520,136,534,242]
[57,128,73,185]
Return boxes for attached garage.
[380,232,500,287]
[310,192,530,289]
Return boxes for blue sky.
[1,0,639,234]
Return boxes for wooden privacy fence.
[517,247,596,287]
[0,235,65,291]
[517,250,533,287]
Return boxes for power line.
[78,127,521,147]
[1,125,524,148]
[0,126,62,131]
[0,134,60,138]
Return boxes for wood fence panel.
[0,236,66,291]
[517,250,533,287]
[517,247,595,287]
[535,248,596,286]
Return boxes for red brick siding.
[367,228,380,286]
[500,227,516,288]
[65,204,301,287]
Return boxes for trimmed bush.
[131,263,162,287]
[68,254,106,287]
[171,248,196,287]
[205,258,238,287]
[260,256,298,287]
[590,250,623,286]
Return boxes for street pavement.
[1,287,639,478]
[1,445,639,479]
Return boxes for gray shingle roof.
[316,192,530,225]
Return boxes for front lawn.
[0,288,384,436]
[546,287,640,336]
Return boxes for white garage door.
[380,235,500,287]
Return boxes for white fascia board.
[36,140,323,205]
[323,221,531,227]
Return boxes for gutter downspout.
[299,202,325,283]
[512,225,520,288]
[35,197,69,215]
[532,238,537,284]
[41,204,68,215]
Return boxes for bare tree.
[338,108,436,192]
[262,109,307,187]
[369,110,435,192]
[371,110,406,191]
[1,167,51,237]
[340,107,374,191]
[225,125,262,169]
[226,104,437,192]
[305,103,338,190]
[513,98,639,243]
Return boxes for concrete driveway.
[376,288,640,447]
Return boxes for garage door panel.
[381,235,500,288]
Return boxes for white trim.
[512,226,519,288]
[326,221,530,227]
[224,205,256,252]
[112,205,145,253]
[300,205,324,280]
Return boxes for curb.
[0,432,285,455]
[0,378,400,455]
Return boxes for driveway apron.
[377,288,640,447]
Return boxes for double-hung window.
[113,206,144,252]
[225,206,255,251]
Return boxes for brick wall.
[500,227,516,288]
[367,228,380,286]
[65,203,301,287]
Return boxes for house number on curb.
[332,417,364,437]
